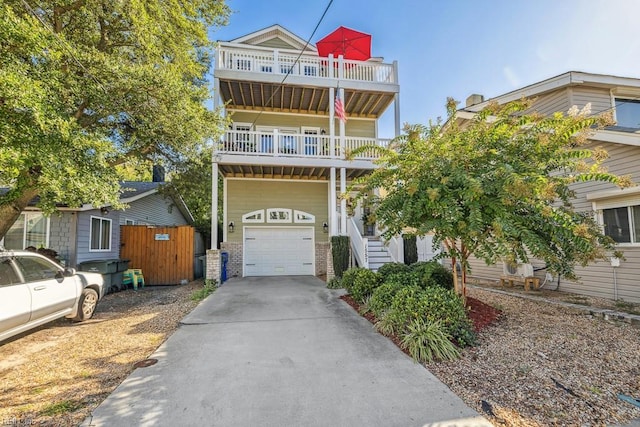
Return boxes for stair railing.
[347,217,368,268]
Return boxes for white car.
[0,250,105,343]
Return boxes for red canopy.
[316,26,371,61]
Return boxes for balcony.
[215,130,392,179]
[216,46,397,84]
[214,46,399,118]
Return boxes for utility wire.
[247,0,334,129]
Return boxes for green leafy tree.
[351,99,632,296]
[0,0,230,238]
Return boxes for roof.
[0,181,194,224]
[221,24,316,53]
[463,71,640,113]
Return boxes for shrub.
[349,269,382,304]
[377,262,411,280]
[375,284,475,347]
[326,277,343,289]
[417,286,475,347]
[400,319,460,363]
[331,236,350,278]
[410,261,454,290]
[375,285,425,336]
[191,280,217,301]
[384,271,422,289]
[341,267,365,293]
[368,280,414,318]
[403,235,418,265]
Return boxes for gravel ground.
[427,287,640,426]
[0,281,203,427]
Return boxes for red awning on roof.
[316,26,371,61]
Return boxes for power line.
[248,0,334,129]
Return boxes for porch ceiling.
[219,164,371,180]
[219,79,395,118]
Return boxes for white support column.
[330,168,337,236]
[394,93,401,137]
[329,87,335,157]
[340,167,347,235]
[211,162,219,249]
[339,86,346,158]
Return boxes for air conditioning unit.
[503,261,534,278]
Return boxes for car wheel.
[74,288,99,321]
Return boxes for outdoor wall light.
[100,207,109,215]
[228,221,235,233]
[322,222,328,233]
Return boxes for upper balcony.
[214,45,399,118]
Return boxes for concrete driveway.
[83,276,490,427]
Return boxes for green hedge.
[342,267,382,303]
[331,236,350,278]
[410,261,454,290]
[377,262,411,280]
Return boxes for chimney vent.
[466,94,485,108]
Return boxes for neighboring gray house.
[459,71,640,303]
[1,181,194,268]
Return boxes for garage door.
[244,227,315,276]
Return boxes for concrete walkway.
[83,276,490,427]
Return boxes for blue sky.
[209,0,640,137]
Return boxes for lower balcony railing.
[218,130,391,160]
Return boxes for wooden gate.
[120,225,194,285]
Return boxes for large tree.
[0,0,230,238]
[352,99,632,296]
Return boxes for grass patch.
[40,400,83,416]
[191,279,217,302]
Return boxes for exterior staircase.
[366,237,394,272]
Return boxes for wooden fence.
[120,225,194,285]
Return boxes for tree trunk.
[451,255,460,295]
[0,187,40,240]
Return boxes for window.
[0,258,20,286]
[602,205,640,244]
[90,216,112,251]
[242,210,264,223]
[3,212,49,250]
[14,256,59,282]
[614,98,640,128]
[266,208,292,223]
[124,219,136,225]
[294,210,315,223]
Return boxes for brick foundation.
[221,242,243,278]
[205,249,221,283]
[315,242,330,277]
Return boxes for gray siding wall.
[75,210,121,265]
[120,193,189,226]
[230,111,377,138]
[570,87,612,114]
[48,212,75,266]
[526,88,571,116]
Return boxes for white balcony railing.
[217,47,397,84]
[218,130,391,160]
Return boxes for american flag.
[335,93,347,123]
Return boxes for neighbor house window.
[602,205,640,244]
[614,98,640,128]
[90,216,112,251]
[3,212,49,250]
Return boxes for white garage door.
[244,227,315,276]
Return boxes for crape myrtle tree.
[350,98,632,297]
[0,0,230,238]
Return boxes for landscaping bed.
[0,280,204,426]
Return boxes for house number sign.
[155,233,170,241]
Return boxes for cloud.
[503,66,521,88]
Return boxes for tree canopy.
[0,0,230,238]
[351,99,633,295]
